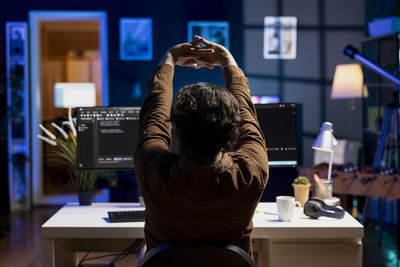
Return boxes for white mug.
[276,196,301,222]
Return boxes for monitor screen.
[251,95,280,104]
[77,106,140,170]
[54,82,96,108]
[255,103,297,167]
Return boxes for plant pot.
[292,183,311,207]
[78,190,94,206]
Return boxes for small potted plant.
[292,176,311,207]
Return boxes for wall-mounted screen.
[264,16,297,60]
[188,21,229,50]
[251,95,280,104]
[54,82,96,108]
[120,18,152,61]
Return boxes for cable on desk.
[77,239,145,266]
[78,238,102,266]
[111,239,145,264]
[78,252,121,265]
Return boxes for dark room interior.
[1,0,400,266]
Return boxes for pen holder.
[315,179,333,199]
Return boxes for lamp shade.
[312,122,337,152]
[331,64,364,99]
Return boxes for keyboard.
[108,210,146,223]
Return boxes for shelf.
[300,168,400,198]
[362,32,400,42]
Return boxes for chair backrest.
[136,239,256,267]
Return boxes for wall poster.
[264,16,297,59]
[188,21,229,50]
[120,18,153,60]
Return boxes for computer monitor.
[76,106,140,169]
[77,104,298,169]
[251,95,280,104]
[255,103,298,167]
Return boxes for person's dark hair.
[170,82,240,157]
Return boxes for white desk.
[42,202,363,267]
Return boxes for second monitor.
[255,103,298,167]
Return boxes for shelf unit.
[6,22,30,210]
[361,32,400,166]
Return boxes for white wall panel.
[243,0,277,26]
[325,85,363,140]
[283,31,320,79]
[324,31,364,80]
[324,0,364,25]
[244,29,279,76]
[302,137,316,168]
[282,81,320,133]
[283,0,319,25]
[248,78,280,96]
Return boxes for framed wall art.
[263,16,297,59]
[120,18,153,60]
[188,21,229,50]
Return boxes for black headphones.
[304,198,345,219]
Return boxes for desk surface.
[42,202,363,240]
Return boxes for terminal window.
[77,106,140,169]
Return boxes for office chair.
[136,239,256,267]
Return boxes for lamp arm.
[327,151,334,181]
[344,45,400,89]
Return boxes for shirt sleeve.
[134,64,174,177]
[222,65,269,177]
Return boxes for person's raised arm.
[134,41,214,174]
[160,40,215,68]
[190,35,237,69]
[194,36,268,176]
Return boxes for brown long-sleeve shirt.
[134,63,269,258]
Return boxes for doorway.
[30,11,108,205]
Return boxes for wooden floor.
[0,206,56,267]
[0,206,139,267]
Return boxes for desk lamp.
[312,122,337,182]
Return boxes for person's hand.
[190,35,237,68]
[161,39,215,69]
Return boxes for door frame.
[29,11,109,205]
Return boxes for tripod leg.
[378,197,385,247]
[373,107,393,168]
[396,108,400,168]
[397,109,400,260]
[361,196,370,225]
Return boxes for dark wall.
[0,0,243,106]
[0,0,243,211]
